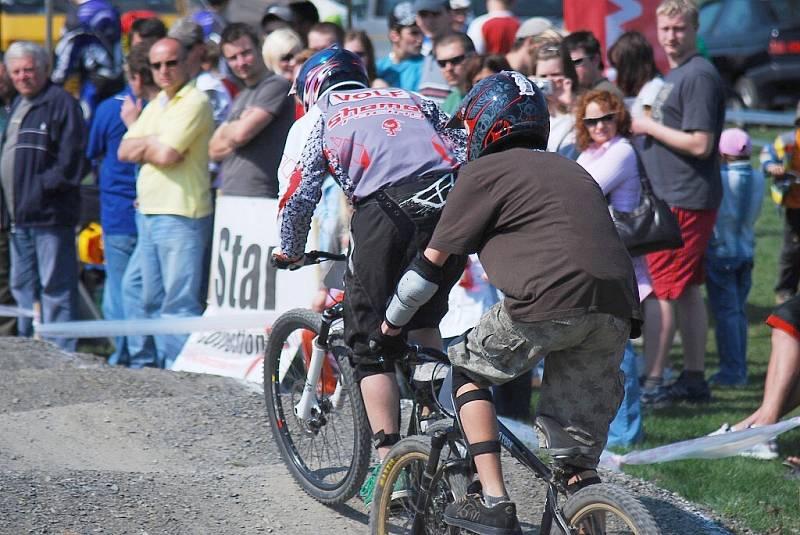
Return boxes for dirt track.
[0,338,748,534]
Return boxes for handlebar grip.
[270,255,296,270]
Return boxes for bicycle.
[265,251,452,505]
[370,362,661,535]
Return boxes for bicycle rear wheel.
[370,435,470,535]
[264,308,371,505]
[558,483,661,535]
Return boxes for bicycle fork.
[293,316,345,421]
[411,428,448,535]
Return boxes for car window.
[712,0,776,36]
[769,0,800,25]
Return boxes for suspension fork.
[411,428,448,535]
[294,310,335,420]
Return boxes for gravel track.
[0,338,750,534]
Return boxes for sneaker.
[443,493,522,535]
[708,423,780,460]
[359,463,414,508]
[708,372,747,387]
[359,463,380,507]
[641,373,711,407]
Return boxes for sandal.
[565,469,602,495]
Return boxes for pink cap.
[719,128,752,157]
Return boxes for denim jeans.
[10,225,79,351]
[121,214,155,368]
[103,233,137,366]
[135,213,212,368]
[607,342,643,447]
[705,255,753,384]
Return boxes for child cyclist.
[377,71,642,534]
[271,46,466,503]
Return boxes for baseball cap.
[450,0,471,9]
[389,2,416,28]
[719,128,752,157]
[262,3,296,24]
[515,17,553,40]
[414,0,449,13]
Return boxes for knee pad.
[451,367,500,458]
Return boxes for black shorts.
[767,293,800,340]
[344,175,465,365]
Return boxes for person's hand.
[368,324,406,359]
[631,116,652,136]
[767,163,787,176]
[271,251,304,270]
[120,96,142,128]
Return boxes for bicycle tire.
[263,308,372,505]
[557,483,661,535]
[370,435,470,535]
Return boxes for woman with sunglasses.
[576,89,651,447]
[262,27,304,83]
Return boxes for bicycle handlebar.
[271,250,347,271]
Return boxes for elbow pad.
[385,253,443,329]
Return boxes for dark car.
[699,0,800,109]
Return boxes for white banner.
[172,196,319,382]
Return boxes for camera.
[531,77,553,96]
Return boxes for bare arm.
[632,116,713,159]
[209,107,274,161]
[118,136,184,167]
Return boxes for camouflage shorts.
[447,302,630,469]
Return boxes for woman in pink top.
[576,89,652,301]
[575,89,649,446]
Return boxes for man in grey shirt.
[209,23,293,197]
[632,0,724,406]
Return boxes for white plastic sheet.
[600,416,800,470]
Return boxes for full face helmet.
[292,45,369,112]
[449,71,550,162]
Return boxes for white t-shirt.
[439,255,500,339]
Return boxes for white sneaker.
[708,423,779,460]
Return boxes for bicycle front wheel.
[263,308,371,505]
[558,483,661,535]
[370,436,470,535]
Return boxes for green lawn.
[618,148,800,534]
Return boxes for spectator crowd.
[0,0,798,466]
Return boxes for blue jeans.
[607,341,643,447]
[103,233,137,366]
[705,255,753,384]
[121,214,155,368]
[135,213,212,368]
[10,225,79,351]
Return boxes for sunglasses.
[280,53,294,62]
[149,59,179,70]
[437,54,467,68]
[571,54,595,66]
[582,112,617,127]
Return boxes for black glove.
[368,329,407,360]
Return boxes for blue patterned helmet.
[450,71,550,162]
[292,45,369,112]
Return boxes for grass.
[616,144,800,534]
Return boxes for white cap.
[515,17,553,40]
[450,0,471,9]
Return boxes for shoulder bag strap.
[631,143,655,196]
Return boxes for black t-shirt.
[429,149,641,325]
[640,54,724,210]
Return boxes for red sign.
[563,0,670,74]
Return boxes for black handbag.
[608,147,684,257]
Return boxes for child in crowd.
[760,103,800,304]
[705,128,764,386]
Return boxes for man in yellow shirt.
[118,37,214,368]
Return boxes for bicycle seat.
[534,415,595,459]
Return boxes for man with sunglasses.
[415,0,456,106]
[563,31,622,99]
[210,23,293,198]
[118,37,214,369]
[434,32,475,115]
